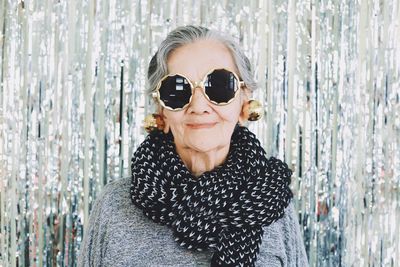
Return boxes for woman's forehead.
[166,39,239,80]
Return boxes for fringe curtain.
[0,0,399,266]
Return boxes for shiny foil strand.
[0,0,399,266]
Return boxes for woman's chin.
[185,138,229,153]
[188,143,218,153]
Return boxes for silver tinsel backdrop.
[0,0,399,266]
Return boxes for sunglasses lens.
[204,69,239,103]
[159,75,192,109]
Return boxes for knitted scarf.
[130,125,293,266]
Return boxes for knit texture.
[130,126,293,266]
[77,177,309,267]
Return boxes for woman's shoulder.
[91,177,131,208]
[88,177,149,226]
[80,177,211,267]
[259,201,309,266]
[262,201,297,241]
[97,176,131,198]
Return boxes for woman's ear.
[239,88,252,125]
[158,106,170,134]
[242,87,251,103]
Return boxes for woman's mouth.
[186,123,217,129]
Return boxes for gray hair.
[147,25,257,97]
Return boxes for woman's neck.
[176,145,230,177]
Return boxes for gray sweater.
[77,177,309,267]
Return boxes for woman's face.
[160,39,249,153]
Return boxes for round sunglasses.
[152,68,245,111]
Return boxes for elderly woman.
[78,25,308,267]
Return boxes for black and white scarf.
[130,125,293,266]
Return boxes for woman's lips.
[186,122,217,129]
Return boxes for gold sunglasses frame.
[151,68,245,111]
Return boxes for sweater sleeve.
[257,201,309,267]
[77,182,114,267]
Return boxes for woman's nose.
[186,86,212,114]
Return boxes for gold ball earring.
[143,113,165,133]
[243,100,263,121]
